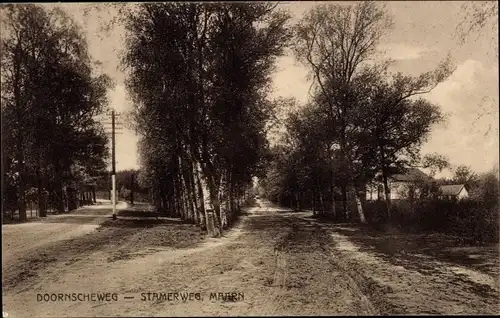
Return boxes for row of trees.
[116,3,290,236]
[260,2,455,222]
[1,5,111,221]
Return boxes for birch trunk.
[330,181,336,219]
[353,188,367,224]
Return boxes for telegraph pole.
[130,173,134,205]
[111,110,117,220]
[101,110,122,220]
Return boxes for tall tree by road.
[1,4,111,220]
[293,1,393,222]
[122,3,290,236]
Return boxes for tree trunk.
[178,171,187,220]
[173,179,179,218]
[319,192,325,215]
[158,191,166,215]
[153,191,161,213]
[229,182,235,218]
[330,181,336,219]
[295,193,300,211]
[53,160,65,214]
[37,166,47,217]
[224,192,230,228]
[211,193,222,237]
[341,185,348,221]
[207,176,222,237]
[382,171,392,220]
[16,152,27,222]
[182,167,195,222]
[195,170,207,232]
[353,187,367,224]
[311,191,316,216]
[179,156,195,222]
[13,43,27,222]
[92,186,96,204]
[188,168,199,226]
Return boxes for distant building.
[366,168,432,201]
[439,184,469,200]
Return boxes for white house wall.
[366,181,421,201]
[457,188,469,200]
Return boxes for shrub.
[363,200,387,224]
[119,186,131,200]
[364,198,499,243]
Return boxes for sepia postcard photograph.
[1,1,499,317]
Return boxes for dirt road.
[2,200,499,317]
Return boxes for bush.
[363,200,387,224]
[365,198,499,243]
[119,186,131,200]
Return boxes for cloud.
[380,43,434,60]
[421,59,499,174]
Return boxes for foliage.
[1,4,111,219]
[452,165,479,190]
[121,3,290,235]
[263,1,453,223]
[363,198,499,243]
[422,153,451,177]
[456,1,498,48]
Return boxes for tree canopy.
[1,4,112,219]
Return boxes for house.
[366,168,432,201]
[439,184,469,200]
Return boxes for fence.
[2,189,96,222]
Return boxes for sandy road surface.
[299,216,500,315]
[2,201,128,264]
[2,199,499,317]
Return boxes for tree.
[421,153,451,177]
[455,2,498,138]
[456,1,498,49]
[290,1,455,222]
[122,3,290,236]
[452,165,479,189]
[293,1,395,223]
[361,66,451,215]
[1,4,111,220]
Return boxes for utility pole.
[111,110,117,220]
[101,110,122,220]
[130,172,135,205]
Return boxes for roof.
[439,184,465,196]
[390,168,431,182]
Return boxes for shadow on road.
[326,224,499,280]
[2,206,205,291]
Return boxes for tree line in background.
[1,5,111,221]
[97,169,150,203]
[258,2,499,242]
[117,3,290,236]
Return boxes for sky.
[57,2,498,177]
